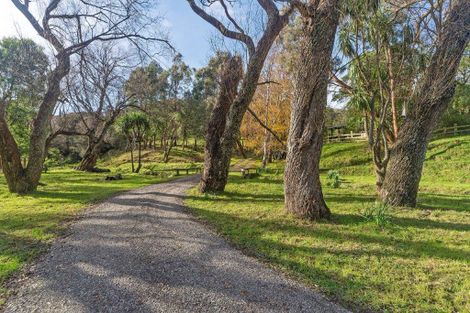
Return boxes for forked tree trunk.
[200,56,243,193]
[77,145,100,172]
[0,54,70,193]
[77,118,117,172]
[284,0,340,220]
[381,0,470,206]
[191,2,291,193]
[77,137,102,171]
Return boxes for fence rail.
[326,124,470,143]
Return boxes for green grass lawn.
[186,135,470,313]
[0,168,174,305]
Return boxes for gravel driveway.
[4,175,349,313]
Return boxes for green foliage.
[44,148,65,168]
[0,37,49,157]
[118,111,150,141]
[360,202,392,229]
[326,170,342,188]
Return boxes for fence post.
[350,131,353,139]
[454,124,458,135]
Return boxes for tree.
[240,46,291,165]
[333,0,469,206]
[188,0,293,192]
[381,0,470,206]
[60,43,134,172]
[0,0,168,193]
[200,54,243,192]
[335,4,423,191]
[0,37,49,191]
[118,112,150,173]
[283,0,341,220]
[0,38,49,170]
[127,55,194,163]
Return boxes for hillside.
[185,134,470,313]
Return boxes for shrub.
[327,170,342,188]
[360,202,392,229]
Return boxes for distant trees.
[118,112,150,173]
[187,0,293,192]
[126,54,209,163]
[1,0,167,193]
[61,43,134,172]
[240,47,291,167]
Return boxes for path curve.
[4,176,348,313]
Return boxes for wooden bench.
[150,167,202,176]
[240,167,260,179]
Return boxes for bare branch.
[186,0,256,56]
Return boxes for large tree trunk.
[284,0,340,220]
[200,56,243,193]
[0,54,70,193]
[381,0,470,207]
[193,4,290,193]
[77,119,116,172]
[77,136,103,171]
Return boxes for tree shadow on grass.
[417,193,470,212]
[189,206,469,263]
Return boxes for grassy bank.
[186,135,470,312]
[0,168,173,305]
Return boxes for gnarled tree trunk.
[76,118,117,172]
[77,137,103,172]
[200,56,243,193]
[284,0,340,220]
[381,0,470,206]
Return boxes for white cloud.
[0,2,50,50]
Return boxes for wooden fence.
[326,124,470,143]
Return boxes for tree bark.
[136,141,143,173]
[0,54,70,193]
[284,0,340,220]
[381,0,470,207]
[77,142,101,172]
[200,56,243,193]
[130,139,135,173]
[190,1,291,193]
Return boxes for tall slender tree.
[187,0,294,192]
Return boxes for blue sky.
[0,1,216,68]
[158,1,215,68]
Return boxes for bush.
[326,170,342,188]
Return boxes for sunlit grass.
[186,135,470,313]
[0,168,172,304]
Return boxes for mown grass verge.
[0,168,172,305]
[185,135,470,312]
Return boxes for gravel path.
[4,176,349,313]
